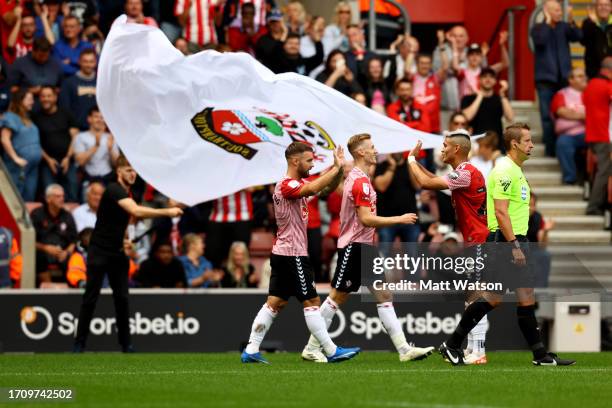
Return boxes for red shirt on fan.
[271,177,309,256]
[442,162,488,244]
[582,76,612,144]
[338,167,377,248]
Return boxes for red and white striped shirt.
[209,190,253,223]
[175,0,218,46]
[232,0,268,28]
[271,177,309,256]
[338,167,377,248]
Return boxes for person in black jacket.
[267,32,323,75]
[316,50,363,97]
[581,0,612,79]
[135,240,187,288]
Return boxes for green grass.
[0,352,611,407]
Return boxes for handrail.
[488,6,527,48]
[367,0,411,53]
[0,158,31,228]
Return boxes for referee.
[73,154,183,352]
[440,123,576,366]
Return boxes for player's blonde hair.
[347,133,371,156]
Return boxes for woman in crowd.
[359,57,395,113]
[179,233,223,288]
[1,89,41,201]
[285,0,306,35]
[323,1,352,53]
[316,50,362,97]
[221,241,258,288]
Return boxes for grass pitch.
[0,352,611,407]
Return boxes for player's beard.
[298,165,310,179]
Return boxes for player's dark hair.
[504,123,530,151]
[347,133,371,155]
[285,142,314,159]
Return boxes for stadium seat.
[249,231,274,257]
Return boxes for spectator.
[52,15,93,76]
[0,54,9,112]
[434,25,469,113]
[59,48,97,130]
[175,0,220,53]
[1,88,41,201]
[268,32,323,75]
[66,227,93,288]
[135,240,187,288]
[323,1,351,53]
[255,8,285,69]
[284,0,305,35]
[227,2,266,55]
[300,15,326,60]
[174,37,190,55]
[34,1,63,42]
[316,50,362,97]
[0,225,22,288]
[32,184,78,285]
[359,56,394,112]
[385,34,419,80]
[32,86,80,201]
[159,0,181,42]
[8,38,63,96]
[528,193,554,287]
[6,9,52,64]
[386,77,431,132]
[0,0,20,62]
[125,0,157,27]
[461,67,514,151]
[205,189,253,268]
[223,0,275,30]
[550,67,588,185]
[72,181,104,232]
[344,24,376,79]
[373,153,420,254]
[408,53,447,133]
[455,31,509,100]
[582,56,612,215]
[470,130,501,180]
[582,0,612,79]
[178,233,222,288]
[531,0,582,157]
[220,241,257,288]
[352,91,367,105]
[74,106,120,186]
[64,0,99,28]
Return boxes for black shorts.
[268,254,318,302]
[485,232,534,291]
[331,243,379,293]
[465,243,486,284]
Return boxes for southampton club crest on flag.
[191,107,336,160]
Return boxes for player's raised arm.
[298,146,345,197]
[407,140,449,190]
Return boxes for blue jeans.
[556,133,586,184]
[39,161,78,202]
[378,224,421,257]
[4,146,41,202]
[536,83,562,157]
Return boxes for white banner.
[97,16,445,206]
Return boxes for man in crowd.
[175,0,220,53]
[581,0,612,79]
[8,38,63,95]
[461,68,514,152]
[434,25,469,114]
[72,181,105,233]
[268,32,323,75]
[550,67,588,185]
[386,78,430,131]
[53,15,93,76]
[583,56,612,215]
[408,54,447,133]
[227,2,266,55]
[32,86,80,202]
[6,9,36,64]
[530,0,582,157]
[344,24,377,78]
[125,0,158,27]
[32,184,78,285]
[59,48,98,130]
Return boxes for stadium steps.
[551,215,606,230]
[535,185,582,201]
[523,157,560,172]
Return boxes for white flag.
[97,16,444,206]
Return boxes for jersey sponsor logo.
[363,183,370,195]
[288,180,300,189]
[191,107,336,160]
[499,175,512,192]
[448,171,459,180]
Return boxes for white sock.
[245,304,277,354]
[377,302,410,355]
[471,314,488,354]
[305,297,338,352]
[465,302,474,351]
[304,306,337,356]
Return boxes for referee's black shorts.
[268,254,318,302]
[485,231,534,291]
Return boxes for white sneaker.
[464,352,488,365]
[399,345,435,362]
[301,347,327,363]
[463,348,473,358]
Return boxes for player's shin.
[304,297,338,352]
[304,306,337,356]
[245,304,278,354]
[377,302,410,355]
[446,299,494,349]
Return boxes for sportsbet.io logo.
[21,306,53,340]
[190,107,336,160]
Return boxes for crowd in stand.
[0,0,610,289]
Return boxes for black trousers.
[74,250,131,348]
[205,221,251,268]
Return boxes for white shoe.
[464,352,488,365]
[399,345,435,362]
[301,347,327,363]
[463,348,473,358]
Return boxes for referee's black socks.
[517,305,547,359]
[446,300,494,349]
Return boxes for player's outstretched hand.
[333,146,345,169]
[409,140,422,158]
[166,207,184,218]
[399,213,418,224]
